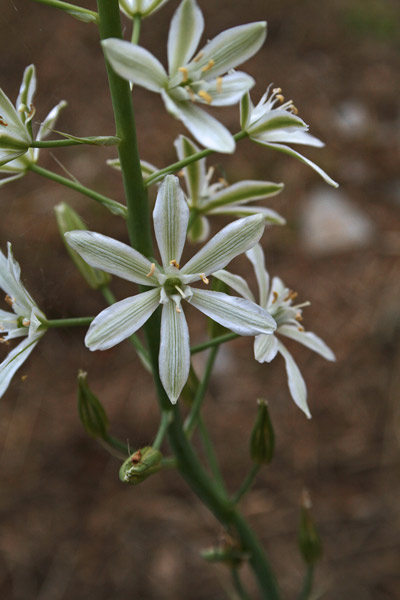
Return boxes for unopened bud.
[119,446,163,485]
[250,399,275,464]
[298,490,323,565]
[55,203,111,289]
[207,277,230,338]
[77,370,109,438]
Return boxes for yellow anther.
[198,90,212,104]
[27,104,36,119]
[201,59,215,72]
[5,294,14,307]
[291,104,299,115]
[218,177,229,187]
[177,169,185,178]
[273,87,282,94]
[21,375,28,382]
[146,263,156,278]
[193,52,204,62]
[284,290,298,302]
[298,326,305,332]
[295,313,303,322]
[185,86,196,101]
[0,116,8,127]
[0,338,10,345]
[216,77,223,94]
[200,273,209,285]
[175,305,182,313]
[276,94,285,103]
[178,67,189,82]
[272,291,279,304]
[22,319,30,327]
[170,259,180,269]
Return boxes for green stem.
[28,163,127,218]
[131,15,142,44]
[145,131,248,187]
[231,567,251,600]
[184,345,219,437]
[191,332,239,355]
[298,565,314,600]
[44,316,94,328]
[104,434,129,454]
[152,411,172,450]
[232,464,261,505]
[97,0,153,256]
[198,416,226,494]
[31,0,99,23]
[31,139,88,148]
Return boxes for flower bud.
[77,370,109,438]
[119,446,163,485]
[298,490,323,566]
[250,399,275,464]
[119,0,170,19]
[55,203,111,289]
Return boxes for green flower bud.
[55,202,111,289]
[119,446,163,485]
[77,370,109,438]
[250,399,275,464]
[298,490,323,566]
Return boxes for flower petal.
[161,90,235,153]
[210,205,286,225]
[200,72,255,107]
[277,340,311,418]
[190,288,276,335]
[159,300,190,404]
[247,109,307,137]
[252,139,339,188]
[0,89,31,145]
[85,288,160,351]
[278,325,336,361]
[102,39,168,92]
[16,65,36,123]
[254,333,278,362]
[0,172,25,187]
[181,214,265,278]
[203,180,283,211]
[0,334,41,398]
[260,130,324,147]
[168,0,204,75]
[0,243,37,317]
[212,269,255,302]
[193,21,267,78]
[174,134,206,205]
[65,231,159,286]
[153,175,189,268]
[36,100,67,142]
[246,244,270,308]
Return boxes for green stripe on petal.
[210,205,286,225]
[16,65,36,123]
[181,214,265,277]
[247,109,307,137]
[254,333,278,363]
[168,0,204,75]
[102,39,168,92]
[65,231,159,286]
[37,100,67,142]
[85,288,161,351]
[200,72,255,107]
[190,289,276,335]
[203,180,284,211]
[277,340,311,419]
[159,301,190,404]
[153,175,189,268]
[213,269,255,302]
[278,325,336,361]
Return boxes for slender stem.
[131,15,142,44]
[232,464,261,505]
[152,411,172,450]
[31,139,87,148]
[191,332,239,355]
[198,416,226,494]
[145,131,248,187]
[31,0,99,23]
[28,163,127,218]
[97,0,153,256]
[44,316,94,328]
[104,434,129,454]
[184,345,219,436]
[231,567,251,600]
[298,565,314,600]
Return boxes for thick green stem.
[184,345,219,436]
[44,316,94,328]
[191,332,239,355]
[233,464,261,505]
[28,163,127,218]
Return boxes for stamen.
[198,90,212,104]
[284,290,298,302]
[175,305,182,313]
[290,104,299,115]
[146,263,156,278]
[178,67,189,82]
[200,273,209,285]
[185,86,196,102]
[170,259,180,269]
[272,291,279,304]
[201,59,215,72]
[216,77,223,94]
[0,338,10,345]
[273,87,282,94]
[193,52,204,63]
[0,116,8,127]
[177,169,184,178]
[298,326,305,332]
[131,450,142,464]
[218,177,228,187]
[174,285,185,298]
[276,94,285,103]
[295,313,303,322]
[21,375,28,382]
[22,319,30,327]
[5,295,14,307]
[27,104,36,119]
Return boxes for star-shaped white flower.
[66,175,276,404]
[0,243,46,398]
[240,85,338,187]
[0,65,66,187]
[103,0,266,153]
[119,0,170,18]
[214,244,335,417]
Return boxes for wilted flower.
[66,175,276,404]
[119,0,170,18]
[214,244,335,417]
[0,244,46,397]
[103,0,266,152]
[240,85,338,187]
[0,65,66,186]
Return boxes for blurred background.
[0,0,399,598]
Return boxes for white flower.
[0,65,66,187]
[65,175,276,404]
[119,0,170,18]
[0,243,46,398]
[103,0,266,153]
[175,134,286,242]
[214,244,335,418]
[240,85,338,187]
